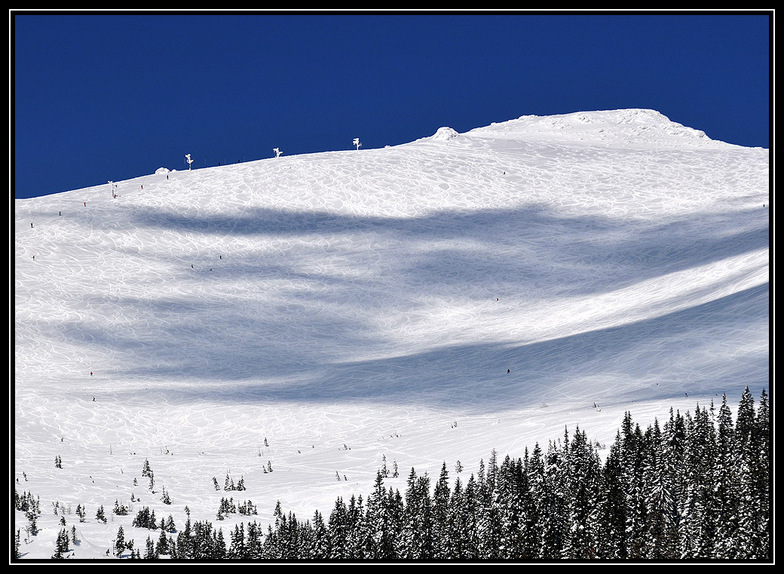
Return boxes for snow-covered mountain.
[13,109,769,559]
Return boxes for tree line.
[16,386,770,561]
[137,386,770,561]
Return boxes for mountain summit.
[463,108,738,149]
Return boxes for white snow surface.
[14,109,769,559]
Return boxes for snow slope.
[13,109,769,559]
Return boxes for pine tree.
[431,462,451,559]
[176,512,193,559]
[115,525,127,558]
[214,528,227,560]
[366,471,396,560]
[345,494,370,559]
[662,408,690,557]
[444,476,467,560]
[53,528,70,559]
[397,468,433,559]
[386,487,405,556]
[327,497,351,560]
[596,438,627,559]
[164,515,177,533]
[227,523,246,559]
[310,510,330,559]
[460,474,482,559]
[753,389,771,559]
[564,427,602,559]
[620,414,648,559]
[640,419,675,559]
[734,387,762,558]
[523,444,547,559]
[156,528,171,557]
[681,405,717,558]
[540,439,569,559]
[476,449,503,560]
[144,536,158,560]
[714,393,739,558]
[477,479,503,560]
[263,502,285,560]
[25,510,39,541]
[113,499,128,516]
[512,451,538,560]
[245,521,264,559]
[496,455,526,559]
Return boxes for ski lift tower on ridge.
[353,138,362,151]
[185,154,194,170]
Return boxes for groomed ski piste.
[13,109,769,560]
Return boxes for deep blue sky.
[12,11,771,200]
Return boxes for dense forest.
[16,386,770,561]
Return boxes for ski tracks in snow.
[14,114,769,557]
